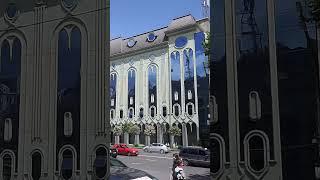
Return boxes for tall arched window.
[110,73,117,108]
[2,154,12,180]
[148,65,157,110]
[61,150,73,179]
[0,37,21,153]
[57,26,81,170]
[249,91,261,120]
[32,152,42,180]
[128,69,136,112]
[171,52,181,106]
[183,48,194,104]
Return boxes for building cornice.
[110,41,168,61]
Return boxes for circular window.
[127,38,136,47]
[147,33,157,42]
[175,36,188,49]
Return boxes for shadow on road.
[187,173,211,180]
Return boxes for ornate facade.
[0,0,109,179]
[110,15,210,147]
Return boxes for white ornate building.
[110,15,210,148]
[0,0,109,179]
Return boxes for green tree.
[112,125,123,136]
[144,124,156,136]
[129,124,141,135]
[122,122,134,134]
[168,126,182,137]
[202,32,210,57]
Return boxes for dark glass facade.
[171,52,181,108]
[210,0,230,174]
[128,69,135,111]
[235,0,274,162]
[210,0,319,179]
[148,65,157,109]
[275,0,318,179]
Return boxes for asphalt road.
[116,151,210,180]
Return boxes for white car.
[143,143,170,154]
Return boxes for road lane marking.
[138,155,172,160]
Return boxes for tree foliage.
[202,32,210,57]
[112,125,123,136]
[168,126,182,137]
[130,124,141,135]
[122,122,134,133]
[144,124,156,136]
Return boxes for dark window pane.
[249,136,265,172]
[162,106,167,117]
[171,52,181,105]
[188,105,193,116]
[32,152,42,180]
[139,108,144,118]
[148,66,157,106]
[120,110,123,119]
[95,148,108,178]
[184,49,195,103]
[2,155,12,180]
[110,73,117,108]
[61,150,73,179]
[174,106,179,116]
[128,70,135,108]
[211,139,221,173]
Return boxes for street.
[116,151,210,180]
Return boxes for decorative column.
[157,124,163,143]
[170,135,175,148]
[182,123,188,147]
[124,132,129,144]
[115,135,120,144]
[145,136,151,146]
[134,134,140,145]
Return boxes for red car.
[112,144,139,156]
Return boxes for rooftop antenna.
[201,0,210,18]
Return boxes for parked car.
[110,147,118,158]
[179,146,210,167]
[112,143,139,156]
[143,143,170,154]
[110,157,158,180]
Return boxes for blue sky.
[111,0,204,39]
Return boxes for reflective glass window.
[171,52,181,105]
[148,65,157,107]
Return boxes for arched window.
[110,110,114,119]
[128,69,136,110]
[32,152,42,180]
[2,154,12,180]
[162,106,167,117]
[249,91,261,120]
[184,49,194,103]
[187,104,193,116]
[4,118,12,142]
[110,73,117,108]
[148,65,157,107]
[120,110,123,119]
[128,108,134,119]
[248,135,265,172]
[211,138,221,174]
[174,105,180,117]
[171,52,181,105]
[139,108,144,119]
[64,112,73,137]
[1,37,21,149]
[94,147,108,178]
[150,106,156,118]
[57,26,81,153]
[61,150,73,179]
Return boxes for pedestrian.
[172,154,184,180]
[174,160,186,180]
